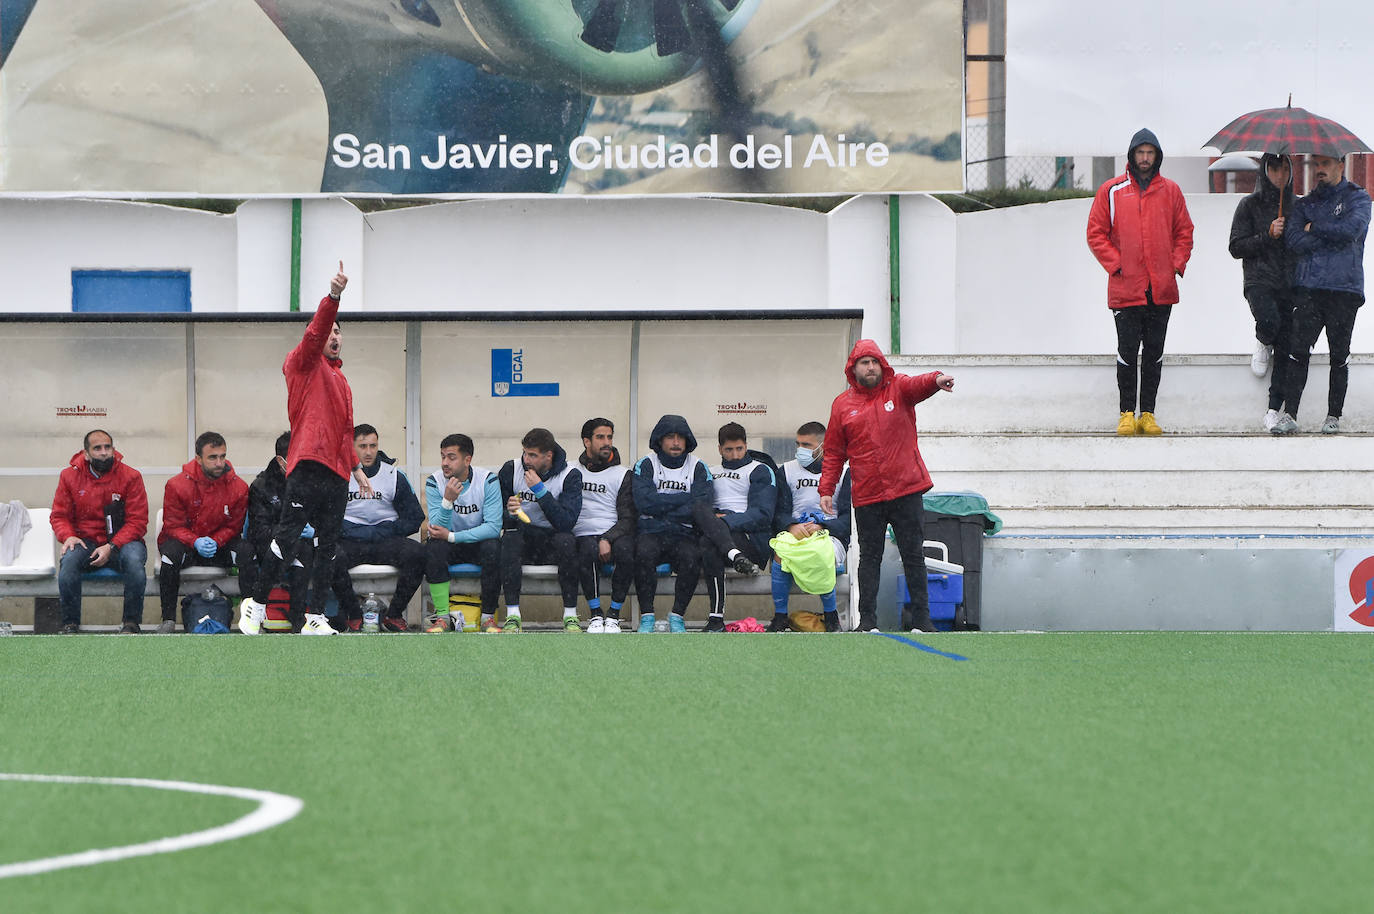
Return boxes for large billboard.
[0,0,964,196]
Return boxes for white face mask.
[796,446,817,464]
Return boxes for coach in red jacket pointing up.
[1087,127,1194,437]
[819,340,954,633]
[238,262,374,636]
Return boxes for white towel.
[0,501,33,566]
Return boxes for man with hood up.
[157,431,252,634]
[1273,152,1370,435]
[237,262,374,636]
[632,414,715,633]
[497,427,583,632]
[819,341,954,633]
[50,429,149,633]
[1229,153,1297,430]
[573,418,637,633]
[1087,127,1195,436]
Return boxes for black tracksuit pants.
[499,525,578,606]
[575,534,635,606]
[854,491,929,630]
[158,536,255,621]
[1282,288,1361,419]
[634,531,702,616]
[1246,284,1296,411]
[425,537,501,614]
[333,536,426,620]
[1113,295,1173,414]
[250,460,347,608]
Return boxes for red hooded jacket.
[50,449,149,548]
[820,340,942,507]
[284,294,358,480]
[158,458,249,549]
[1085,130,1194,309]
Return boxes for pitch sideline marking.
[872,631,970,661]
[0,774,304,879]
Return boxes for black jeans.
[1246,285,1295,411]
[634,531,702,616]
[575,534,635,605]
[1282,288,1362,419]
[1113,299,1173,413]
[425,537,501,614]
[499,525,578,606]
[334,536,426,620]
[158,535,254,621]
[251,460,348,607]
[854,491,928,629]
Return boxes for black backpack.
[181,588,232,633]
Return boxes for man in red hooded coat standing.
[237,262,374,635]
[819,340,954,633]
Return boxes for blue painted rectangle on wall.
[491,348,559,397]
[72,270,191,313]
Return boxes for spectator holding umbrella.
[1273,154,1370,435]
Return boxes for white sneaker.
[1263,408,1280,431]
[1251,341,1272,377]
[238,597,266,635]
[587,616,605,633]
[300,613,338,635]
[603,618,622,633]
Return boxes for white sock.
[709,612,724,619]
[563,607,577,619]
[506,606,520,619]
[727,548,741,561]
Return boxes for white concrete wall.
[363,196,830,313]
[0,199,237,312]
[0,193,1371,359]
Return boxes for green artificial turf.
[0,633,1370,912]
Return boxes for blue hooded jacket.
[1285,177,1370,299]
[633,415,713,537]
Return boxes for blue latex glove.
[194,536,217,558]
[300,523,315,540]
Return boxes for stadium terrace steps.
[896,353,1374,436]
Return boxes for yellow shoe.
[1116,412,1137,436]
[1137,412,1163,436]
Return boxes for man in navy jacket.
[1274,154,1370,435]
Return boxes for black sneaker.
[823,611,840,632]
[704,616,726,633]
[119,621,141,634]
[731,554,758,575]
[766,615,790,633]
[858,613,878,632]
[60,623,80,634]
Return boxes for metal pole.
[290,199,302,312]
[889,194,901,354]
[986,0,1006,189]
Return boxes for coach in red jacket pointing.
[819,340,954,633]
[1086,128,1194,437]
[238,262,374,636]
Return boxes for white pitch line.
[0,774,303,879]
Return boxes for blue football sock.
[820,589,837,614]
[587,598,601,612]
[771,562,792,615]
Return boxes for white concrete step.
[891,354,1374,435]
[919,433,1374,536]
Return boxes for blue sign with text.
[491,348,559,397]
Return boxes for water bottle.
[361,594,381,633]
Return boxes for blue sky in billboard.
[0,0,963,195]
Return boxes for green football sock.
[429,581,450,615]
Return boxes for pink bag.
[725,617,766,633]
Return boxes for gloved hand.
[300,523,315,540]
[194,536,218,558]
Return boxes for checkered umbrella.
[1205,102,1371,158]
